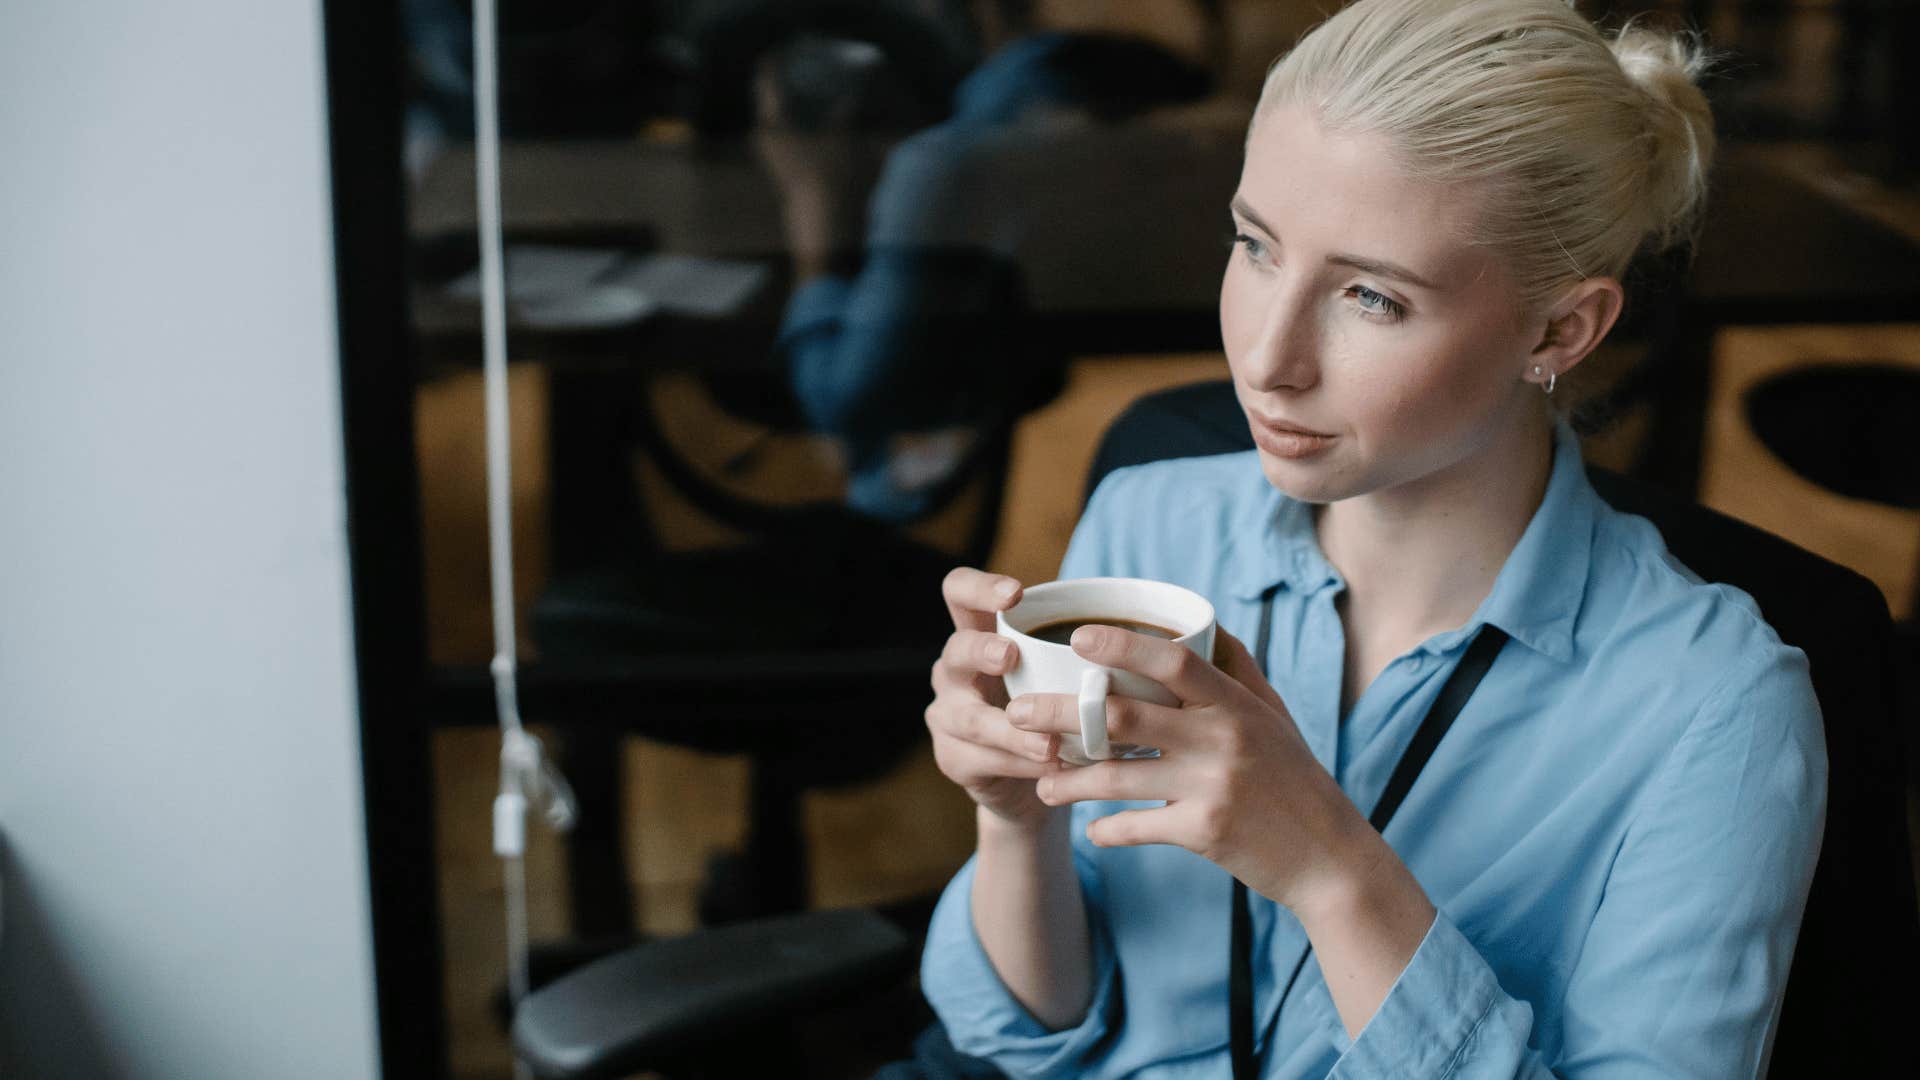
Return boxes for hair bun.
[1610,25,1716,251]
[1258,0,1723,307]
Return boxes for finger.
[942,566,1024,633]
[1036,759,1174,806]
[1008,693,1190,753]
[933,658,1009,710]
[1211,628,1286,712]
[940,630,1020,678]
[931,655,1001,701]
[1069,626,1226,705]
[927,698,1056,763]
[930,656,966,696]
[932,735,1058,786]
[1003,693,1081,735]
[1081,806,1179,849]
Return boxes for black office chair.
[508,249,1058,1074]
[512,379,1918,1078]
[526,242,1061,928]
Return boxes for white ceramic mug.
[996,577,1217,766]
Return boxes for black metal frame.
[324,0,449,1075]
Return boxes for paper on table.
[442,245,626,302]
[440,247,767,328]
[517,288,660,329]
[601,254,769,318]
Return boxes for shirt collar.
[1222,420,1596,662]
[1221,488,1338,600]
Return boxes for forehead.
[1237,105,1486,273]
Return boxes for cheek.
[1342,323,1510,443]
[1218,266,1257,364]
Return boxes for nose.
[1239,287,1321,394]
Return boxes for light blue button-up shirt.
[920,422,1826,1078]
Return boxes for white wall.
[0,2,380,1077]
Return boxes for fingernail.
[1028,734,1053,761]
[991,640,1015,667]
[1036,777,1054,801]
[1071,626,1108,651]
[1006,699,1031,724]
[994,579,1020,601]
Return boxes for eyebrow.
[1230,196,1441,291]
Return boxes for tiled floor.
[420,153,1920,1079]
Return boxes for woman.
[919,1,1826,1076]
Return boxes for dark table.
[408,118,1247,361]
[407,129,1920,420]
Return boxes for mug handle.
[1077,668,1111,762]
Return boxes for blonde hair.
[1255,0,1715,312]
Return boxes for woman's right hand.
[927,567,1062,830]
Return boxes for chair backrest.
[1087,380,1919,1077]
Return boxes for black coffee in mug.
[1027,617,1182,646]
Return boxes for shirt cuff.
[1330,911,1505,1079]
[919,856,1121,1078]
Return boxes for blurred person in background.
[754,0,1214,519]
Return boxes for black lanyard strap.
[1231,589,1508,1079]
[1363,624,1509,834]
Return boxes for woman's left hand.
[1005,624,1374,912]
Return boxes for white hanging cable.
[472,0,576,1069]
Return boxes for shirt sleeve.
[778,241,1035,523]
[1330,648,1827,1080]
[919,827,1126,1078]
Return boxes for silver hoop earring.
[1533,364,1556,395]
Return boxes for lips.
[1254,416,1335,438]
[1249,414,1336,459]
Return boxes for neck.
[1314,409,1556,641]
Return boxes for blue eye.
[1231,232,1268,262]
[1347,285,1406,322]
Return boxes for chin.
[1256,450,1357,505]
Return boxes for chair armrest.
[511,907,915,1080]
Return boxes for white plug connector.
[493,791,528,858]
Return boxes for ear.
[1527,277,1624,387]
